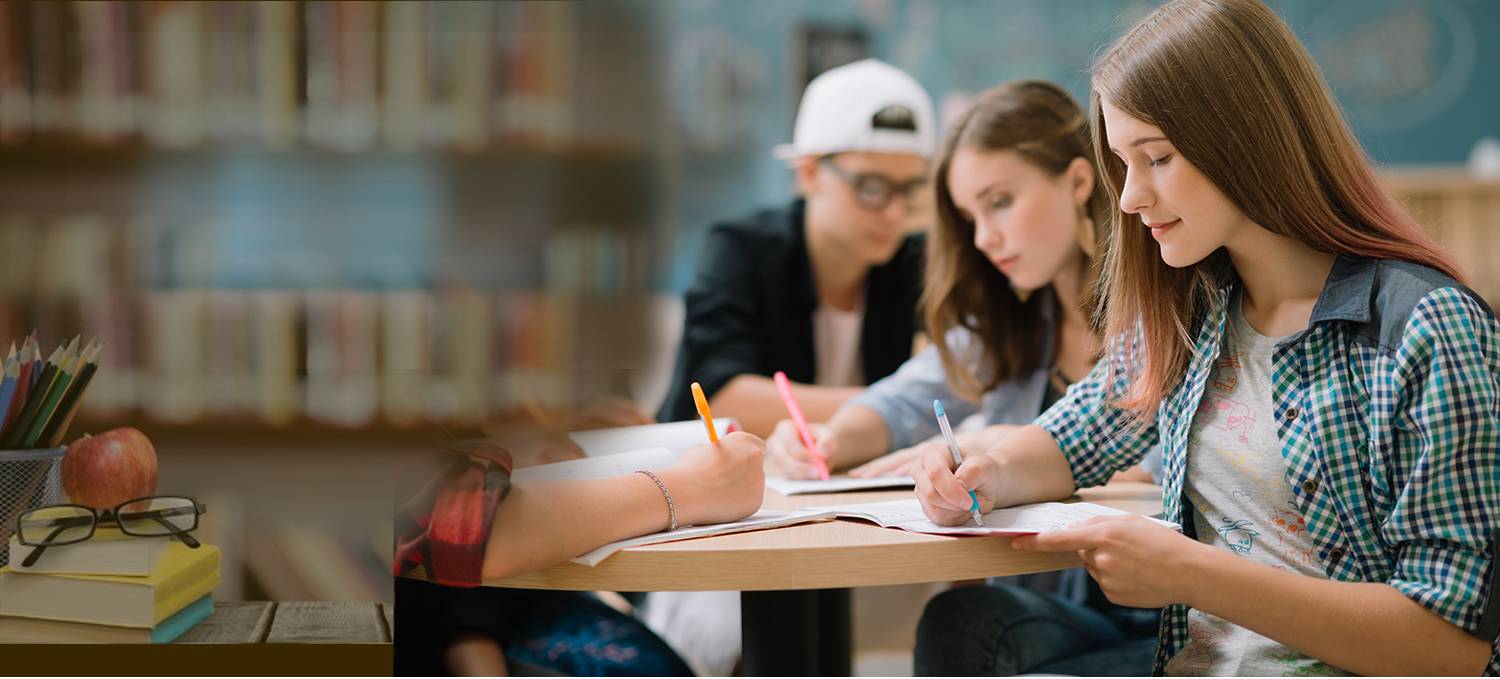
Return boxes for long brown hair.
[1091,0,1466,417]
[927,81,1107,401]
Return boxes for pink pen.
[773,371,830,480]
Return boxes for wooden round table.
[488,481,1164,675]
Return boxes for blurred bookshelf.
[1,0,603,151]
[0,0,662,424]
[1384,168,1500,306]
[0,0,663,602]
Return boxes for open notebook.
[571,509,835,566]
[819,498,1178,536]
[765,474,915,496]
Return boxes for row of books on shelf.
[0,289,659,426]
[0,214,651,296]
[0,214,132,298]
[1,0,583,150]
[0,530,221,643]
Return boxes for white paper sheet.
[765,474,916,496]
[512,447,676,482]
[568,419,736,457]
[571,509,836,566]
[819,498,1178,536]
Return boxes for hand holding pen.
[690,382,719,445]
[770,371,831,480]
[675,381,767,526]
[933,400,985,527]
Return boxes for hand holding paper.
[1011,512,1198,609]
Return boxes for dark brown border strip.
[0,644,393,676]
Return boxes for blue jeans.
[915,582,1159,676]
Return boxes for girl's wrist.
[653,467,697,528]
[986,450,1013,500]
[1173,536,1220,608]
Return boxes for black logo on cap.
[872,105,917,132]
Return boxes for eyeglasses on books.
[15,495,207,568]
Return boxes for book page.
[821,498,1177,536]
[512,447,676,482]
[571,508,835,567]
[766,474,915,496]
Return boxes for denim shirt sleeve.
[1377,287,1500,671]
[1035,325,1160,489]
[847,336,978,452]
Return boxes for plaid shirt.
[394,441,513,588]
[1037,256,1500,675]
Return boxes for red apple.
[61,427,159,509]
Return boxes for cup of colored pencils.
[0,333,102,566]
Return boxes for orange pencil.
[689,381,718,444]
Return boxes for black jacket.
[657,199,925,423]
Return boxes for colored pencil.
[21,341,82,448]
[0,354,18,442]
[4,340,36,435]
[38,339,99,446]
[3,344,63,449]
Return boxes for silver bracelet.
[635,470,678,532]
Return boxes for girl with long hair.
[767,80,1162,674]
[915,0,1499,675]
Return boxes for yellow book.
[0,542,219,628]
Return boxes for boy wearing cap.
[658,58,937,436]
[644,58,936,677]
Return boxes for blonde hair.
[1091,0,1465,417]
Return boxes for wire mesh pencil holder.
[0,447,66,568]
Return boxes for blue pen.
[934,400,985,527]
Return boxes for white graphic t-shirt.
[1166,292,1351,677]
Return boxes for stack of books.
[0,529,219,643]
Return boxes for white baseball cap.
[774,58,937,161]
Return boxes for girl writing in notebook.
[395,432,765,676]
[914,0,1499,675]
[767,80,1161,674]
[766,80,1134,481]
